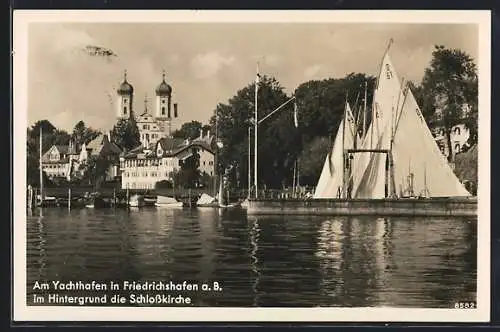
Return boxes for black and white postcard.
[13,10,491,322]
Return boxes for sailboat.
[155,195,183,208]
[246,40,476,216]
[216,175,240,208]
[314,102,357,199]
[315,41,470,200]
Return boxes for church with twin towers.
[116,70,179,148]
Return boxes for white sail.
[391,86,470,197]
[197,193,216,205]
[157,195,179,204]
[352,50,405,199]
[313,103,356,198]
[217,178,224,204]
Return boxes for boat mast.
[342,92,348,198]
[247,126,251,199]
[254,62,259,199]
[39,126,43,204]
[214,110,219,198]
[363,80,367,139]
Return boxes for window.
[162,99,165,104]
[124,99,128,103]
[203,161,206,165]
[162,107,166,115]
[454,127,461,136]
[123,106,128,114]
[143,125,147,129]
[209,161,213,165]
[454,143,461,153]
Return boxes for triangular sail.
[391,87,470,197]
[197,193,216,205]
[352,50,405,199]
[313,103,356,198]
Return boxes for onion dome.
[117,70,134,95]
[155,70,172,96]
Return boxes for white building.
[41,142,79,179]
[41,133,122,181]
[432,124,470,159]
[120,131,215,190]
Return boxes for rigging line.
[393,82,410,139]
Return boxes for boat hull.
[245,197,477,217]
[155,202,183,208]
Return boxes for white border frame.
[12,10,491,322]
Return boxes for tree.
[78,155,112,189]
[419,45,478,161]
[111,118,141,151]
[172,121,204,140]
[26,120,72,186]
[297,136,332,186]
[209,75,297,189]
[175,151,201,189]
[71,120,101,149]
[294,73,375,145]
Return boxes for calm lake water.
[26,207,477,308]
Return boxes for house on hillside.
[40,141,79,179]
[41,133,122,182]
[120,129,215,189]
[432,124,470,159]
[79,133,122,181]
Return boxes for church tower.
[155,70,174,136]
[117,70,134,119]
[155,70,172,118]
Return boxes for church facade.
[115,70,215,190]
[116,70,178,148]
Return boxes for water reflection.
[248,216,261,307]
[26,208,476,308]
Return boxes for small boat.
[155,195,183,208]
[144,196,157,206]
[85,194,106,208]
[129,194,145,208]
[196,193,218,207]
[218,201,242,209]
[36,195,57,207]
[240,198,250,209]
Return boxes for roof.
[86,134,122,156]
[174,141,214,155]
[156,72,172,96]
[157,137,186,153]
[41,145,70,161]
[121,137,214,160]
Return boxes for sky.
[27,22,478,133]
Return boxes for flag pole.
[342,92,348,198]
[363,80,367,138]
[248,126,251,199]
[39,127,44,207]
[254,62,259,199]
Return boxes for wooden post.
[27,185,33,210]
[385,152,389,198]
[126,188,130,208]
[68,187,71,210]
[113,188,116,207]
